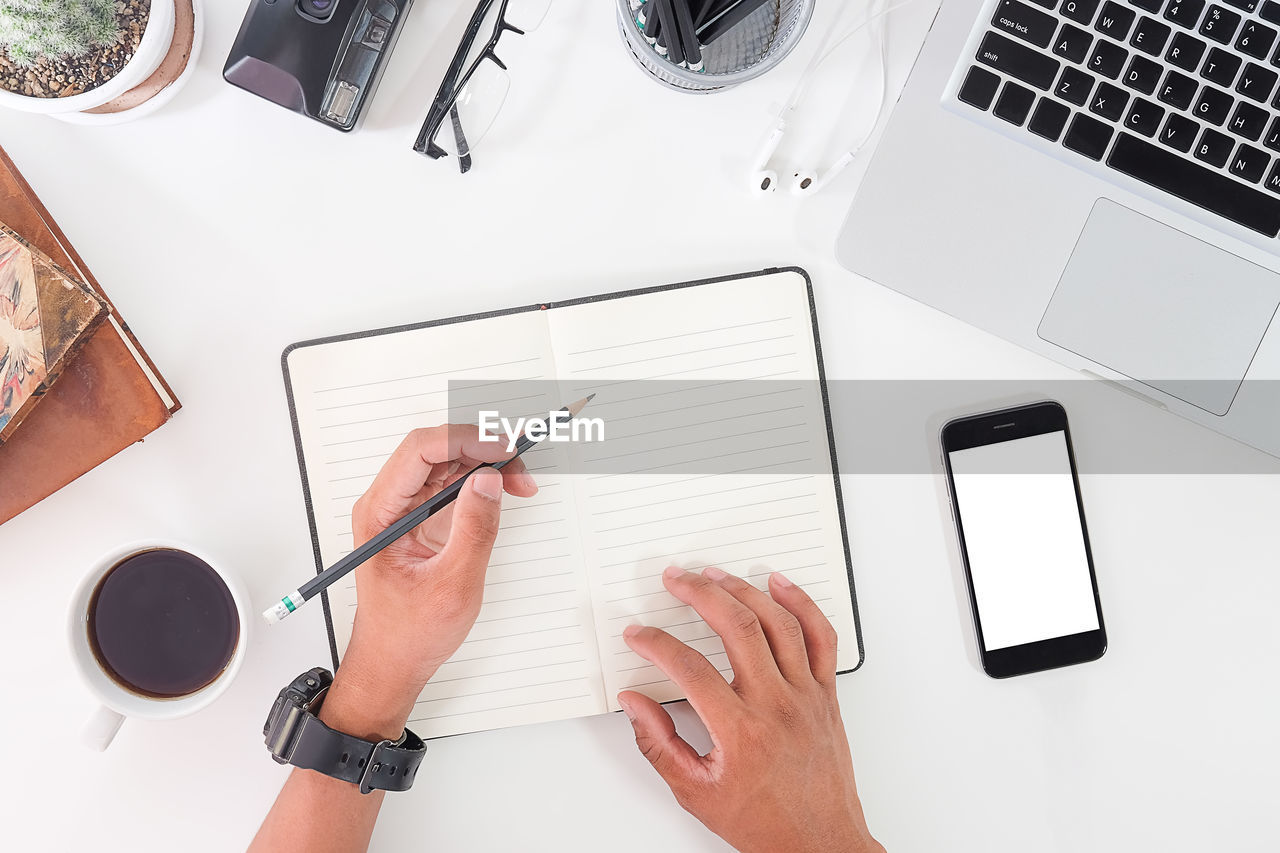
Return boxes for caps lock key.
[991,0,1059,49]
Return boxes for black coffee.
[88,548,239,699]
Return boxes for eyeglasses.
[413,0,552,172]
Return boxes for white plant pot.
[0,0,176,115]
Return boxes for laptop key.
[1124,54,1164,91]
[1057,65,1097,104]
[1264,115,1280,149]
[959,65,1002,109]
[1193,84,1235,123]
[1096,1,1137,39]
[1129,0,1163,11]
[1091,81,1131,118]
[1124,97,1167,134]
[977,32,1062,89]
[1054,23,1095,61]
[1063,0,1104,24]
[1108,133,1280,235]
[995,81,1038,124]
[1029,98,1073,139]
[1223,0,1257,10]
[1165,0,1207,29]
[1167,32,1208,71]
[1160,112,1201,150]
[1159,69,1200,107]
[1202,46,1242,86]
[1228,100,1270,139]
[1199,5,1241,44]
[1235,22,1277,60]
[1229,143,1270,181]
[1089,39,1130,77]
[991,0,1059,49]
[1195,127,1235,164]
[1263,160,1280,192]
[1064,112,1116,158]
[1131,16,1172,54]
[1262,0,1280,23]
[1236,62,1279,102]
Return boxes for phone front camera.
[297,0,338,23]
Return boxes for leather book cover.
[0,147,180,524]
[0,222,107,443]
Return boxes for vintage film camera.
[224,0,412,131]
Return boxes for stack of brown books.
[0,146,179,524]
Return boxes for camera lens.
[298,0,337,21]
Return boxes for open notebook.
[283,268,862,738]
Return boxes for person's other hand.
[618,567,883,853]
[322,425,537,738]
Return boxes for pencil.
[673,0,703,71]
[644,0,663,40]
[699,0,772,44]
[656,0,684,65]
[697,0,739,27]
[262,394,595,625]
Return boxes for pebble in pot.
[0,0,180,117]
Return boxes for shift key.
[990,0,1058,49]
[977,31,1061,90]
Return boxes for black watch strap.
[265,668,426,794]
[287,713,426,794]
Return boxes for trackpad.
[1039,199,1280,415]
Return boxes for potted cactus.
[0,0,179,116]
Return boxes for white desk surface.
[2,1,1277,850]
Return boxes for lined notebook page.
[285,271,860,738]
[545,272,861,710]
[285,312,608,737]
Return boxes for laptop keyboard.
[953,0,1280,237]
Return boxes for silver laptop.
[838,0,1280,457]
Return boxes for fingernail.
[702,566,727,581]
[622,624,642,639]
[663,565,684,579]
[770,571,794,588]
[617,694,637,722]
[471,468,503,500]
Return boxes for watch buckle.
[358,739,396,795]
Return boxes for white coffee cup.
[67,541,251,750]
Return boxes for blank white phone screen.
[949,431,1099,651]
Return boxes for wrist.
[739,818,882,853]
[320,654,424,741]
[821,821,884,853]
[825,815,883,853]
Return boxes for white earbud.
[749,113,788,195]
[791,152,855,195]
[745,0,912,199]
[791,170,819,193]
[753,169,781,195]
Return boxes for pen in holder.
[616,0,813,93]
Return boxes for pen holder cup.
[616,0,814,93]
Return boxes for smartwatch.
[263,667,426,794]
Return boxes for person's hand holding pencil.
[317,425,538,742]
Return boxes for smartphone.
[223,0,412,132]
[941,401,1107,678]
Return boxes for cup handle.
[83,705,125,751]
